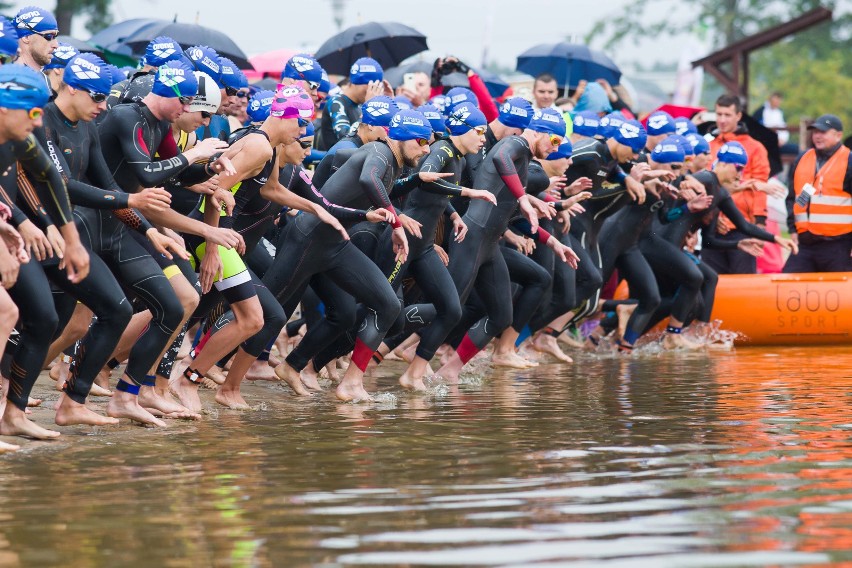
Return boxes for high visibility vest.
[793,146,852,236]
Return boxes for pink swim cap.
[270,85,315,120]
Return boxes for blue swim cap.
[393,95,412,110]
[361,95,397,127]
[668,134,693,157]
[546,139,573,161]
[302,121,315,138]
[151,60,198,99]
[14,6,57,37]
[572,110,600,138]
[218,57,243,91]
[349,57,382,85]
[247,89,274,123]
[142,36,182,68]
[646,110,677,136]
[573,82,612,114]
[185,45,222,87]
[0,63,50,109]
[446,102,487,136]
[498,97,533,129]
[0,19,18,57]
[44,43,77,70]
[599,111,625,139]
[282,54,324,85]
[317,69,331,95]
[388,109,432,142]
[103,64,124,86]
[684,132,710,155]
[63,53,112,95]
[445,87,477,114]
[651,135,685,164]
[429,94,450,114]
[675,116,698,136]
[612,119,647,153]
[717,141,748,166]
[528,108,567,136]
[417,104,447,135]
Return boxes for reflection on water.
[1,348,852,565]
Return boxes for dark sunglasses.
[21,21,58,41]
[235,91,248,98]
[297,117,310,128]
[201,111,212,119]
[306,80,320,91]
[298,139,312,149]
[670,164,683,170]
[225,86,238,96]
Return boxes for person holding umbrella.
[318,56,386,151]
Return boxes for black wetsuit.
[261,140,403,371]
[318,94,360,151]
[312,134,363,189]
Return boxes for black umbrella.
[516,42,621,95]
[57,35,104,57]
[119,21,253,69]
[89,18,165,50]
[315,21,428,76]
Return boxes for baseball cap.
[418,104,447,136]
[188,71,221,113]
[142,36,181,67]
[349,57,383,85]
[0,18,19,57]
[572,110,600,138]
[388,109,432,141]
[150,60,198,99]
[361,95,397,127]
[446,102,487,136]
[808,114,843,132]
[498,97,533,129]
[528,108,567,136]
[612,119,648,152]
[546,139,573,160]
[0,63,50,109]
[185,45,222,86]
[717,141,748,166]
[62,52,112,95]
[651,135,685,164]
[44,43,77,70]
[270,85,315,120]
[14,6,57,37]
[247,89,274,123]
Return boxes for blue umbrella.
[516,42,621,93]
[476,68,510,98]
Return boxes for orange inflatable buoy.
[614,272,852,345]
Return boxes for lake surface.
[1,346,851,566]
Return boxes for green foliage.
[54,0,113,35]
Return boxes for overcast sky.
[8,0,852,73]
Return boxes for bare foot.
[274,363,312,396]
[335,381,373,402]
[556,330,584,349]
[662,333,703,350]
[246,360,277,381]
[399,372,427,391]
[50,359,71,389]
[95,365,114,390]
[323,363,340,382]
[300,367,324,391]
[107,390,167,427]
[139,386,199,419]
[89,383,113,397]
[0,440,19,452]
[206,366,226,386]
[491,351,532,368]
[531,333,573,362]
[168,375,203,414]
[55,397,120,426]
[215,387,251,410]
[0,407,61,439]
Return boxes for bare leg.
[43,304,93,367]
[335,363,372,402]
[398,355,430,391]
[215,349,254,409]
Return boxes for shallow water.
[3,347,852,566]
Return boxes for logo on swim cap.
[422,110,441,120]
[16,11,43,27]
[53,45,76,62]
[249,99,260,111]
[69,56,101,80]
[575,115,584,126]
[365,101,391,117]
[188,47,202,60]
[721,143,744,155]
[501,102,528,117]
[158,67,186,87]
[390,114,401,128]
[290,56,314,73]
[648,114,670,130]
[151,43,176,59]
[655,144,679,154]
[447,107,471,126]
[618,122,640,139]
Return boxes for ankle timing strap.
[115,380,140,395]
[183,367,205,384]
[142,375,156,387]
[666,325,682,334]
